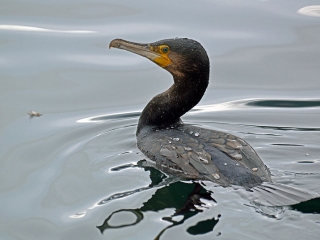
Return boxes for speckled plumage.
[138,124,271,189]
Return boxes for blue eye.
[161,46,169,54]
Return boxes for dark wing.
[181,125,272,182]
[137,127,232,185]
[137,126,263,187]
[137,126,318,204]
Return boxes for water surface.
[0,0,320,239]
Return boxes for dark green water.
[0,1,319,239]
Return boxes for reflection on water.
[96,158,320,239]
[188,98,320,116]
[292,198,320,214]
[254,125,320,132]
[0,25,95,33]
[1,0,320,239]
[97,165,219,239]
[297,5,320,17]
[78,98,320,123]
[246,99,320,108]
[77,111,141,123]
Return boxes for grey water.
[0,0,320,239]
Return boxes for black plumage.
[110,38,271,188]
[109,38,317,204]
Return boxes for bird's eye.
[160,45,170,54]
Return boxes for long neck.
[137,71,209,135]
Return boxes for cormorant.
[109,37,270,188]
[109,38,317,203]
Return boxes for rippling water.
[1,1,320,239]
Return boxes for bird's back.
[137,124,272,188]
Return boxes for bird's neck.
[137,72,209,135]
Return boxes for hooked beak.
[109,39,171,68]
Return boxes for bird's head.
[109,38,209,79]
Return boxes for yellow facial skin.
[109,39,172,68]
[149,45,172,68]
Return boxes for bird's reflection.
[291,198,320,214]
[97,160,220,239]
[96,160,320,238]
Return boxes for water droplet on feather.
[233,154,242,161]
[199,157,209,164]
[212,173,220,180]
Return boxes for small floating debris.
[69,212,86,219]
[194,132,200,137]
[173,138,180,141]
[190,131,193,134]
[184,146,192,151]
[168,141,172,144]
[120,151,133,155]
[224,163,227,166]
[27,110,42,119]
[305,153,309,156]
[252,168,258,172]
[212,173,220,180]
